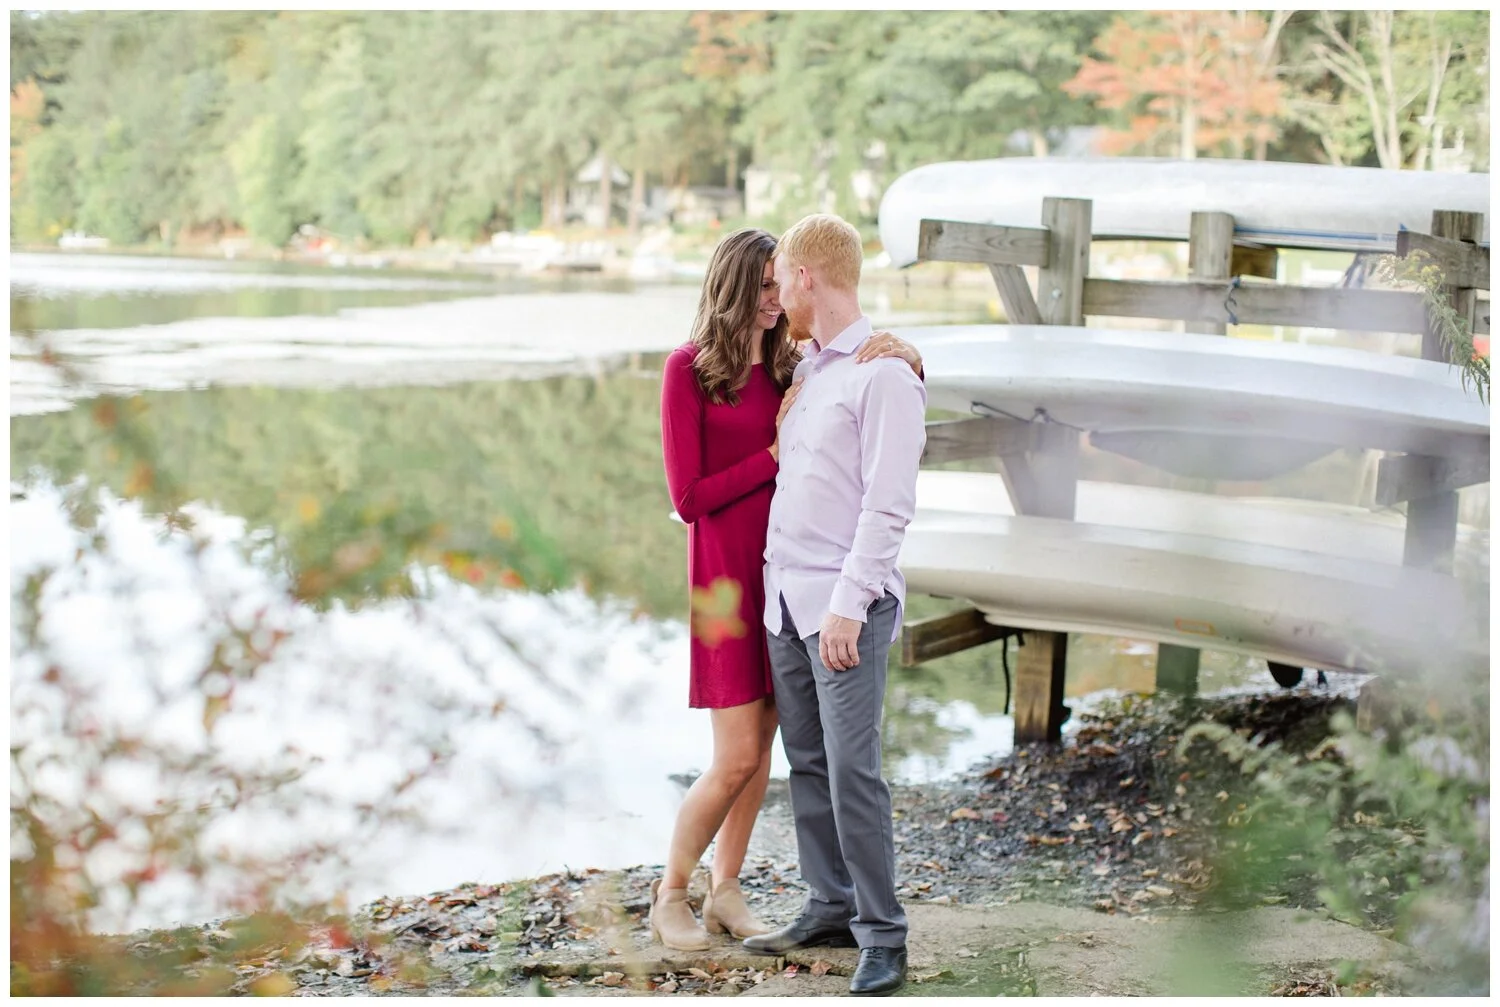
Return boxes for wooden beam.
[1014,629,1069,744]
[1230,242,1279,280]
[1083,278,1429,334]
[1403,490,1460,573]
[1403,209,1485,574]
[1187,210,1234,336]
[1038,197,1090,326]
[1156,643,1201,698]
[922,416,1039,465]
[991,422,1080,518]
[987,263,1043,324]
[917,219,1050,267]
[1011,196,1091,747]
[1423,211,1484,360]
[1397,229,1490,291]
[901,608,1012,666]
[1167,214,1233,694]
[1376,452,1490,506]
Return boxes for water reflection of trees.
[11,366,687,614]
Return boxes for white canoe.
[903,325,1489,463]
[878,156,1491,267]
[899,507,1486,675]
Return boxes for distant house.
[670,186,742,227]
[567,155,632,228]
[744,140,887,221]
[744,165,883,221]
[1432,126,1476,173]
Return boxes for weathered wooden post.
[1156,211,1235,698]
[1400,210,1485,574]
[1009,196,1091,743]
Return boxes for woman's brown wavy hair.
[689,227,799,404]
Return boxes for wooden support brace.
[1008,196,1092,746]
[998,424,1080,519]
[1397,230,1490,291]
[917,219,1051,267]
[1013,629,1069,744]
[1376,452,1490,506]
[1082,278,1429,334]
[1186,211,1235,336]
[1156,643,1201,698]
[987,263,1042,324]
[901,608,1012,667]
[1404,209,1485,575]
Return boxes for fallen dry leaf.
[949,807,982,821]
[809,960,832,977]
[248,973,296,997]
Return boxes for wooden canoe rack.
[901,198,1490,744]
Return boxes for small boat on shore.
[902,325,1489,474]
[902,474,1487,675]
[878,156,1490,266]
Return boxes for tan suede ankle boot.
[703,878,769,938]
[649,879,711,951]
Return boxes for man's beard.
[785,305,814,343]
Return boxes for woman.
[655,227,922,950]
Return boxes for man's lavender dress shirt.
[763,316,927,643]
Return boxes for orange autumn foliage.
[1065,11,1285,159]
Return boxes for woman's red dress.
[660,344,782,709]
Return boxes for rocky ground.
[93,686,1416,997]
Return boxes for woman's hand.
[856,330,923,375]
[769,379,803,462]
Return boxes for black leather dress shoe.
[849,945,907,996]
[741,914,857,955]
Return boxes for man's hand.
[818,612,862,671]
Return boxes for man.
[742,213,926,996]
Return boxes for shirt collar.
[812,315,873,357]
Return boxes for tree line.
[9,9,1489,248]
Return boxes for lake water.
[11,252,1298,931]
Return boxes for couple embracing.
[657,213,926,996]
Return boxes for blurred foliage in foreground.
[1176,666,1489,995]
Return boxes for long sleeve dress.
[660,344,782,709]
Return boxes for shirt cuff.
[828,579,876,623]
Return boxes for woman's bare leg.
[710,699,779,887]
[663,698,770,890]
